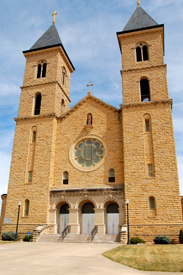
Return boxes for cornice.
[50,187,124,197]
[121,64,166,75]
[120,99,172,110]
[14,113,58,122]
[21,80,71,102]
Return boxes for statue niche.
[87,114,92,125]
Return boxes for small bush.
[154,235,171,244]
[130,237,145,244]
[179,229,183,244]
[2,231,19,241]
[23,235,33,242]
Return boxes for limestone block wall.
[0,194,7,233]
[53,98,124,188]
[2,116,57,233]
[122,101,182,227]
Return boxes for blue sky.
[0,0,183,212]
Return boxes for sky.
[0,0,183,213]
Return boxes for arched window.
[24,199,29,216]
[34,93,42,115]
[149,197,156,210]
[82,202,94,213]
[140,79,150,102]
[37,61,47,78]
[108,169,115,182]
[86,113,92,125]
[63,171,68,185]
[107,203,119,213]
[136,43,149,62]
[62,67,66,85]
[60,203,69,214]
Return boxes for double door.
[59,214,69,233]
[81,214,95,234]
[107,213,119,235]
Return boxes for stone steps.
[38,233,120,243]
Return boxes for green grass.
[103,245,183,272]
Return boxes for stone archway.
[59,203,69,233]
[106,202,119,235]
[81,202,95,234]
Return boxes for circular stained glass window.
[74,139,104,167]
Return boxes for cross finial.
[87,81,93,95]
[137,0,140,5]
[52,10,58,24]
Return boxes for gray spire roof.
[29,24,62,51]
[122,6,158,32]
[23,24,75,71]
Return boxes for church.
[1,2,182,242]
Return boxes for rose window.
[74,139,104,167]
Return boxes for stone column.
[49,208,58,234]
[69,208,80,234]
[94,208,105,234]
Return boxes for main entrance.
[81,202,95,234]
[106,203,119,235]
[59,203,69,233]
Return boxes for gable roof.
[23,24,75,71]
[122,6,158,33]
[60,94,119,119]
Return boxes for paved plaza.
[0,242,182,275]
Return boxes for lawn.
[103,245,183,272]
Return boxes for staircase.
[38,233,120,243]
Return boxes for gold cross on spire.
[87,81,93,95]
[52,10,58,24]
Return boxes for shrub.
[23,235,33,242]
[154,235,171,244]
[179,229,183,244]
[130,237,145,244]
[2,231,19,241]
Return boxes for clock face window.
[74,139,104,167]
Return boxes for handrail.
[62,225,70,240]
[91,226,98,241]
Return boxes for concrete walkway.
[0,242,182,275]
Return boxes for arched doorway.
[59,203,69,233]
[106,203,119,235]
[81,202,95,234]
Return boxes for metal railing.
[91,226,98,241]
[62,225,71,240]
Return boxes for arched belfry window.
[34,93,42,115]
[37,61,47,78]
[136,43,149,62]
[149,197,156,210]
[63,171,68,185]
[140,79,150,102]
[108,169,115,182]
[62,67,66,85]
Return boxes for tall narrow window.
[108,169,115,182]
[63,171,68,184]
[136,43,149,62]
[136,47,142,62]
[140,79,150,102]
[28,171,32,183]
[148,164,153,177]
[62,68,66,85]
[32,131,36,142]
[145,119,150,132]
[149,197,156,210]
[143,46,148,61]
[37,61,47,78]
[24,199,29,217]
[34,93,42,115]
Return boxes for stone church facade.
[1,4,183,242]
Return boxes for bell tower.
[2,14,75,234]
[117,3,182,240]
